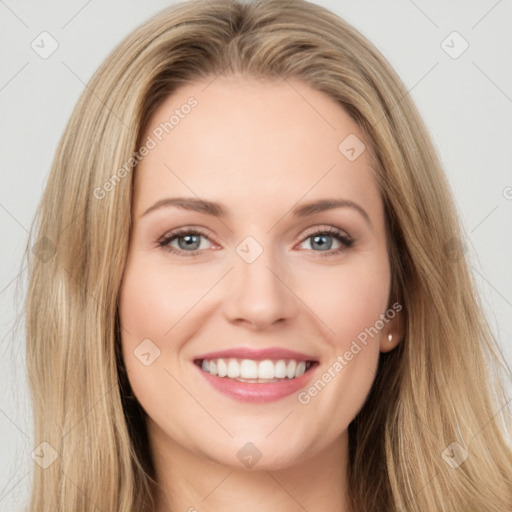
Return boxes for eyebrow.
[141,197,372,227]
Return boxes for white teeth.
[258,360,275,379]
[295,361,306,378]
[199,357,313,380]
[217,359,227,377]
[286,360,297,379]
[274,360,287,379]
[240,359,258,378]
[227,359,240,378]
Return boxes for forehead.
[134,76,382,222]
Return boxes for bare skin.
[119,76,403,512]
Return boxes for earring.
[388,333,393,343]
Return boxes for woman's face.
[119,77,401,470]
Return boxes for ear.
[379,302,404,353]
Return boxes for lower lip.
[195,363,317,403]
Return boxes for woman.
[25,0,512,510]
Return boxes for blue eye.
[299,227,353,256]
[158,226,353,257]
[158,229,212,255]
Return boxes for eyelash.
[157,226,354,257]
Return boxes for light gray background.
[1,0,511,510]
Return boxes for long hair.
[25,1,512,510]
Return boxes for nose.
[223,247,299,330]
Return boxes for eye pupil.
[312,234,332,251]
[179,234,201,250]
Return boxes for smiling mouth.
[194,358,317,383]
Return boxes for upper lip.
[194,347,318,362]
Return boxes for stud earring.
[388,333,393,343]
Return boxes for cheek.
[118,255,190,424]
[295,260,389,435]
[337,266,389,343]
[297,254,391,347]
[118,254,178,379]
[119,254,213,339]
[118,253,226,400]
[296,251,390,397]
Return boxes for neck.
[149,423,353,512]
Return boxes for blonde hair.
[25,0,512,510]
